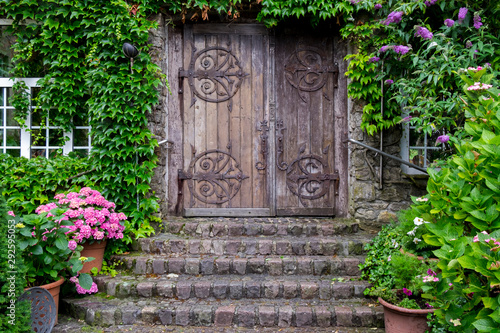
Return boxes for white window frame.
[0,78,90,158]
[400,121,442,175]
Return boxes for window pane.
[6,149,20,157]
[31,109,43,126]
[0,88,4,106]
[6,109,18,126]
[31,148,46,158]
[409,129,426,147]
[6,129,20,146]
[31,87,41,107]
[31,129,46,146]
[0,129,3,145]
[6,87,13,106]
[73,113,89,126]
[74,128,89,146]
[49,149,61,158]
[409,149,427,167]
[73,149,89,158]
[49,128,63,146]
[0,27,15,77]
[0,108,3,125]
[427,148,443,166]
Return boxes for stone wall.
[147,14,170,219]
[346,46,427,224]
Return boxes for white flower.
[416,197,428,202]
[387,255,392,262]
[166,273,179,278]
[414,217,424,226]
[413,237,422,244]
[407,227,417,236]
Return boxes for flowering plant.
[16,210,94,290]
[41,187,127,244]
[409,69,500,331]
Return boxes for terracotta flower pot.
[80,240,107,274]
[378,297,434,333]
[25,277,64,325]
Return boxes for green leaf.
[474,318,498,332]
[55,237,69,250]
[32,245,43,255]
[78,273,93,291]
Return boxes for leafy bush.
[0,154,95,216]
[0,189,31,332]
[412,68,500,331]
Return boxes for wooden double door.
[177,24,348,217]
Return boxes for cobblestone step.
[93,274,370,300]
[135,233,370,256]
[62,296,383,328]
[159,217,360,238]
[111,254,364,277]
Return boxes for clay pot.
[80,240,107,274]
[378,297,434,333]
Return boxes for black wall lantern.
[122,42,139,59]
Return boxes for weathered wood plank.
[193,24,268,35]
[167,26,184,215]
[276,207,335,216]
[184,208,272,217]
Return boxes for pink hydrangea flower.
[68,240,77,251]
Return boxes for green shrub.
[0,154,95,216]
[0,189,31,332]
[413,68,500,332]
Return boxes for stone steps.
[111,254,364,276]
[161,217,360,238]
[93,274,370,300]
[62,296,383,328]
[135,233,371,256]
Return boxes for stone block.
[194,281,211,298]
[168,258,185,274]
[192,306,213,326]
[137,282,154,297]
[176,281,192,299]
[282,258,297,275]
[215,258,231,274]
[200,258,214,275]
[213,280,228,299]
[245,223,260,236]
[295,306,313,327]
[263,281,280,298]
[213,240,224,255]
[275,240,290,255]
[141,306,159,324]
[175,306,190,326]
[332,284,352,299]
[355,306,373,326]
[278,306,293,327]
[229,281,243,299]
[225,240,240,255]
[212,223,226,236]
[319,281,331,300]
[300,282,319,299]
[259,306,276,327]
[243,240,257,255]
[158,309,173,325]
[344,258,361,276]
[322,240,339,256]
[313,259,329,275]
[237,306,255,327]
[156,281,174,298]
[247,258,265,274]
[315,306,331,327]
[228,224,243,236]
[135,258,148,274]
[297,258,312,275]
[169,239,186,253]
[232,258,247,275]
[262,224,277,235]
[291,240,306,255]
[266,258,282,276]
[152,259,166,275]
[335,306,353,326]
[245,281,261,298]
[184,258,200,275]
[215,306,235,327]
[188,240,200,254]
[283,281,298,299]
[121,306,139,325]
[258,240,273,255]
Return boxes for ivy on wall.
[1,0,163,252]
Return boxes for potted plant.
[360,220,439,333]
[52,187,127,274]
[15,207,94,323]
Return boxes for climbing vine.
[2,0,163,252]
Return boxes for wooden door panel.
[180,25,271,216]
[275,32,339,216]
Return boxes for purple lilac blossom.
[444,19,455,27]
[415,26,433,40]
[473,13,483,29]
[458,7,468,23]
[369,56,380,63]
[424,0,437,6]
[437,135,450,143]
[393,45,410,55]
[385,79,394,85]
[466,40,473,48]
[379,45,391,53]
[374,3,382,9]
[402,116,412,122]
[383,11,403,25]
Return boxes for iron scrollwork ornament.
[275,120,339,206]
[284,45,339,103]
[255,120,269,170]
[179,148,249,207]
[179,43,249,112]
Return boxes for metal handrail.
[346,138,428,174]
